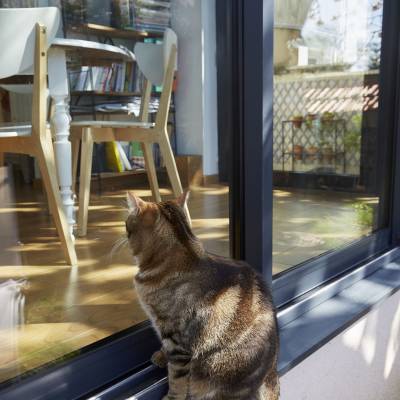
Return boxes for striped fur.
[126,193,280,400]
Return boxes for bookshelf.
[60,0,175,181]
[66,23,162,111]
[72,91,140,98]
[67,23,163,40]
[99,169,146,178]
[71,90,161,97]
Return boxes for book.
[116,141,132,170]
[74,66,89,90]
[124,63,132,91]
[131,0,171,31]
[104,67,113,91]
[108,64,117,91]
[118,63,127,92]
[136,0,171,9]
[86,67,101,90]
[92,143,108,173]
[129,141,145,169]
[105,142,124,172]
[68,70,81,91]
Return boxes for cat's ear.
[126,191,145,215]
[175,190,190,208]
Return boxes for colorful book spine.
[72,60,144,94]
[116,141,132,170]
[105,142,124,172]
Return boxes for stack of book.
[70,62,144,93]
[131,0,171,32]
[102,141,162,172]
[0,0,39,7]
[88,0,172,32]
[62,0,171,32]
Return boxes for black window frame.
[1,0,400,398]
[234,0,400,308]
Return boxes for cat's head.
[125,191,191,256]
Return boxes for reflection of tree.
[307,0,322,25]
[365,0,383,69]
[298,0,383,69]
[274,0,313,29]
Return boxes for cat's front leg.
[162,359,191,400]
[162,345,192,400]
[151,348,168,368]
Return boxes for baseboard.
[202,174,219,186]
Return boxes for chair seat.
[71,120,155,129]
[0,123,52,138]
[0,124,32,137]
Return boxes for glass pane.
[0,0,228,385]
[273,0,384,274]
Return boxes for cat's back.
[195,253,274,309]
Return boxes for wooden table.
[48,38,135,238]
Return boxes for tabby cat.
[125,191,279,400]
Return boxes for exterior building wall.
[273,71,379,176]
[281,290,400,400]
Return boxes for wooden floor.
[0,172,374,384]
[0,178,229,384]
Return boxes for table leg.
[48,48,75,238]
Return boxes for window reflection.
[0,0,228,385]
[273,0,384,274]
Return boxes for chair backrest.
[134,28,177,87]
[31,23,49,139]
[0,7,60,79]
[134,29,177,129]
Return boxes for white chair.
[71,28,190,237]
[0,8,77,266]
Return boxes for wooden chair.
[0,8,77,266]
[71,28,190,237]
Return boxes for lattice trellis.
[273,72,379,176]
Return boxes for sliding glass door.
[273,0,386,275]
[0,0,231,397]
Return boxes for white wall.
[281,290,400,400]
[171,0,203,156]
[171,0,219,176]
[201,0,219,176]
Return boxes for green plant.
[292,115,304,129]
[353,201,374,227]
[320,111,336,131]
[344,130,361,152]
[351,113,362,129]
[321,111,335,120]
[344,113,362,152]
[305,113,317,129]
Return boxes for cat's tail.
[258,361,280,400]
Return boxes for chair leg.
[36,136,78,266]
[158,130,191,224]
[0,153,4,167]
[77,127,93,237]
[71,135,80,196]
[141,142,161,202]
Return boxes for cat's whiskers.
[119,199,132,217]
[110,236,129,260]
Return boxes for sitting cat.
[126,191,279,400]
